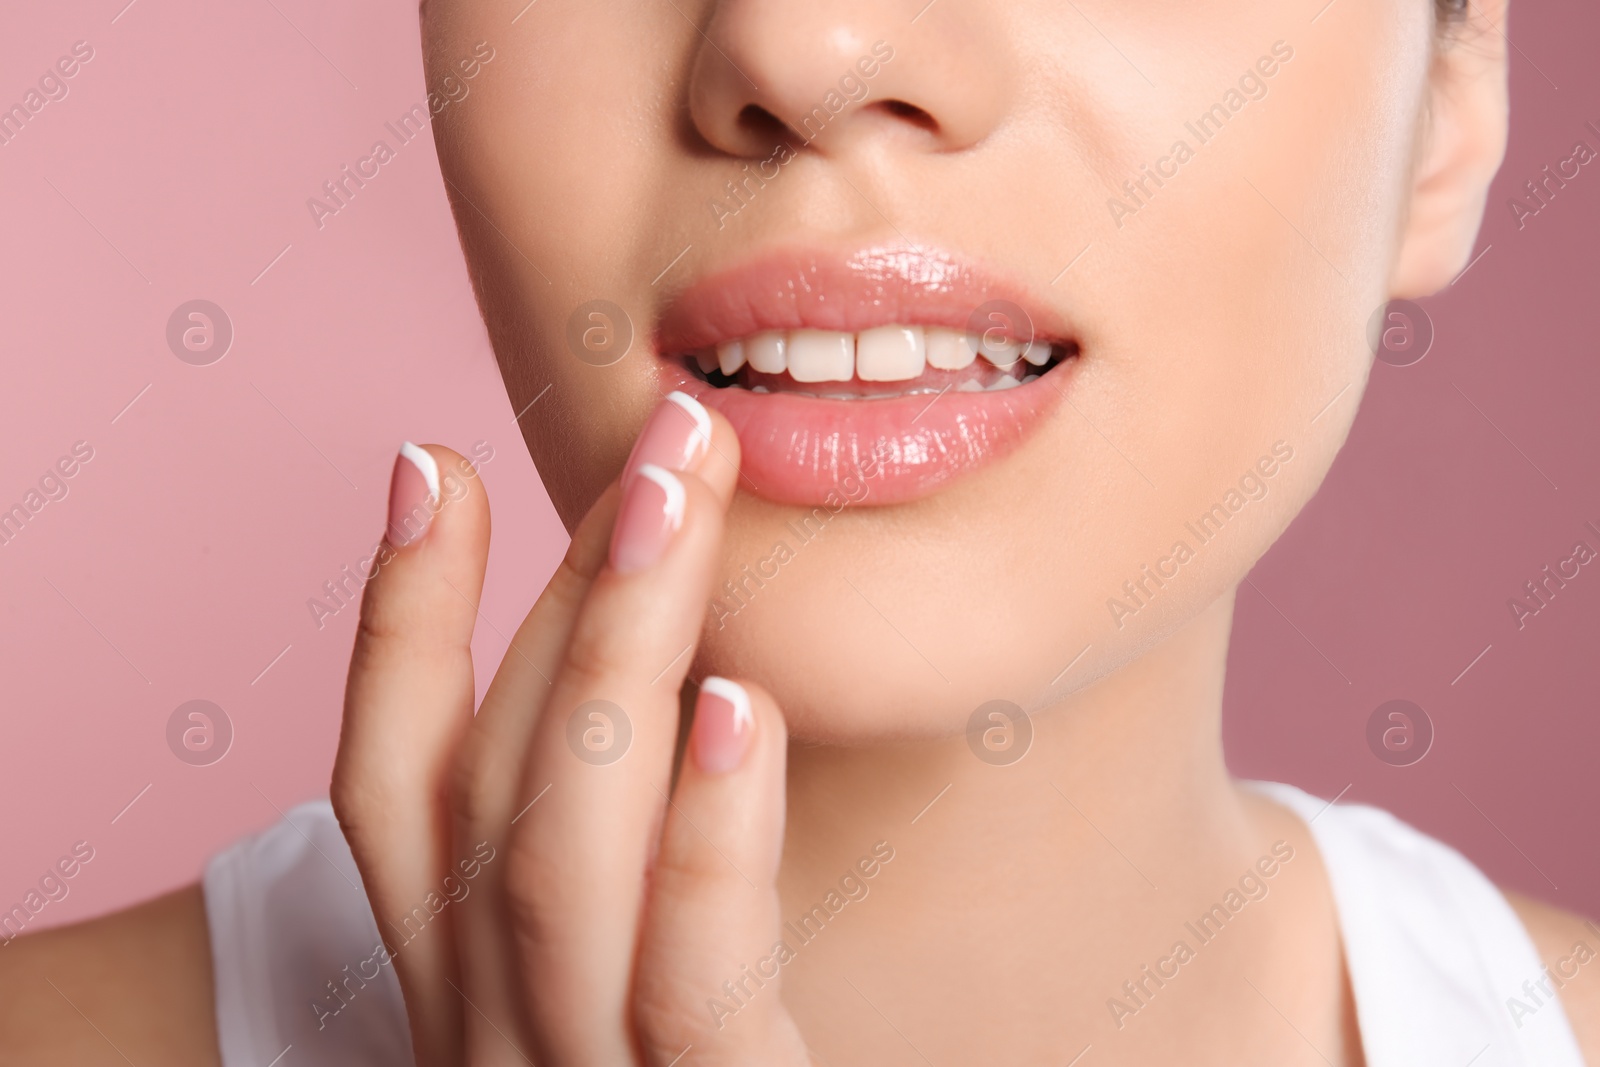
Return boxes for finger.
[332,442,490,1067]
[634,679,810,1067]
[452,393,737,1060]
[444,486,618,1067]
[458,391,734,846]
[509,414,740,1065]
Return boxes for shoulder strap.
[204,799,415,1067]
[1248,782,1586,1067]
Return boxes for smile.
[684,325,1071,398]
[655,244,1079,507]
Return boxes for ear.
[1389,0,1510,298]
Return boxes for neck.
[781,590,1247,893]
[772,589,1350,1062]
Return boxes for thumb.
[332,442,491,1067]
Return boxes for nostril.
[736,103,790,146]
[874,99,939,133]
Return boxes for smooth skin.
[4,0,1599,1064]
[3,438,1599,1064]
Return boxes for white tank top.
[202,782,1587,1066]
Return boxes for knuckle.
[532,552,595,637]
[449,725,509,831]
[548,552,590,604]
[633,986,705,1063]
[349,570,476,664]
[329,772,387,851]
[502,838,584,945]
[655,828,738,889]
[557,524,608,585]
[351,599,400,657]
[559,610,637,689]
[346,555,410,642]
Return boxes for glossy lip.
[656,244,1074,354]
[654,243,1077,507]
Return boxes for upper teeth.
[703,325,1054,383]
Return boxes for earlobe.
[1389,0,1510,299]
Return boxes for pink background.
[2,0,1596,931]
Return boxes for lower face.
[422,0,1432,742]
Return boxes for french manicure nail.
[387,442,440,547]
[621,391,711,487]
[609,463,685,574]
[692,677,754,774]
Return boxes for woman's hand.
[330,395,812,1066]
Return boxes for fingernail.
[387,442,440,547]
[621,391,711,487]
[692,677,754,774]
[609,463,685,574]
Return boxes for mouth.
[655,245,1080,507]
[684,325,1073,397]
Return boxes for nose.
[687,1,1013,158]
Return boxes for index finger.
[332,443,491,1067]
[507,394,741,1066]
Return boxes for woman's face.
[420,0,1457,741]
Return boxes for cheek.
[436,7,695,516]
[441,2,684,281]
[518,388,639,530]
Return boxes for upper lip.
[653,242,1075,357]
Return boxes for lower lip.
[660,360,1073,507]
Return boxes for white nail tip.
[701,676,753,731]
[398,441,440,504]
[666,390,712,447]
[636,463,686,526]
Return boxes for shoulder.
[1247,781,1598,1061]
[0,884,220,1066]
[1506,890,1600,1063]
